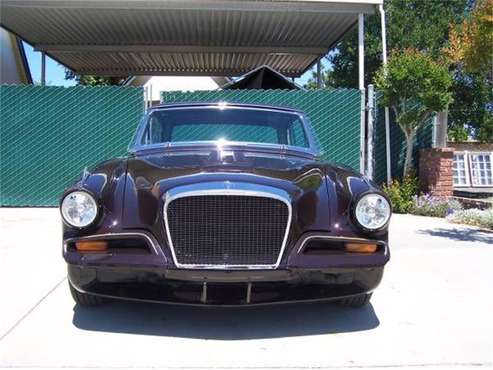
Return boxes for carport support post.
[358,13,366,174]
[379,4,392,184]
[41,52,46,86]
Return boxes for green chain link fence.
[0,85,429,206]
[162,89,362,169]
[0,85,143,206]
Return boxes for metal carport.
[0,0,382,79]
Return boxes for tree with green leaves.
[446,0,493,75]
[445,0,493,142]
[375,50,453,177]
[64,70,125,86]
[303,62,335,89]
[304,0,493,143]
[448,71,492,142]
[305,0,469,89]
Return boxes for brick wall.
[419,148,454,197]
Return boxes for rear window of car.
[171,123,279,143]
[140,107,309,148]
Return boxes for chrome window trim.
[129,141,319,159]
[163,181,293,270]
[63,232,162,256]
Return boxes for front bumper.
[65,231,389,305]
[68,264,385,306]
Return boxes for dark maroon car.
[61,103,391,307]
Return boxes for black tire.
[337,293,372,308]
[69,282,105,307]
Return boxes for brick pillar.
[419,148,454,197]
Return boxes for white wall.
[144,76,220,101]
[0,28,27,84]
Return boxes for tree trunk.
[403,130,416,178]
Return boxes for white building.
[0,28,31,85]
[124,76,230,104]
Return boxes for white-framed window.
[453,152,470,186]
[453,151,493,188]
[469,152,493,187]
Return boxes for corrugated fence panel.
[372,92,433,184]
[0,85,143,206]
[162,89,362,169]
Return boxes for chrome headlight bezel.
[352,192,392,232]
[60,190,99,228]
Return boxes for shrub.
[374,49,453,177]
[382,175,419,213]
[410,194,463,218]
[447,208,493,230]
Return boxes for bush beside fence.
[372,92,434,185]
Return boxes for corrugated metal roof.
[0,0,380,77]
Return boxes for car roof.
[149,102,305,114]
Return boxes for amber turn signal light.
[75,240,108,252]
[345,243,377,253]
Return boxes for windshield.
[138,107,311,149]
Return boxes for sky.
[24,42,76,86]
[23,41,321,87]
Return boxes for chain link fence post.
[366,84,375,180]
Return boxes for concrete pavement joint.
[0,277,67,342]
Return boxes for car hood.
[122,148,334,233]
[64,147,378,260]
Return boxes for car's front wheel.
[337,293,372,308]
[69,282,105,306]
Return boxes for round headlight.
[61,191,98,228]
[354,193,391,230]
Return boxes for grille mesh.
[166,195,289,267]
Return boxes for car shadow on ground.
[72,300,379,339]
[417,227,492,244]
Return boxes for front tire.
[337,293,372,308]
[69,282,105,306]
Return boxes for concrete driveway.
[0,209,491,370]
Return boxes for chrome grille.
[166,194,290,268]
